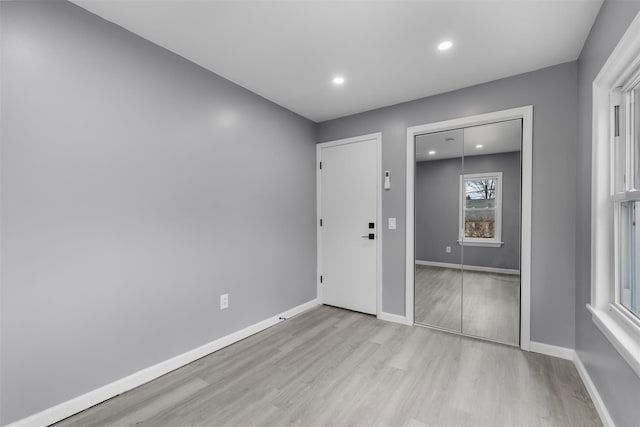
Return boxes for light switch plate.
[388,217,397,230]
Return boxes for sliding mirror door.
[413,119,522,346]
[414,129,463,331]
[460,120,522,345]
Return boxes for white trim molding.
[574,352,616,427]
[416,260,520,275]
[406,106,533,351]
[587,305,640,377]
[529,341,575,361]
[316,133,383,319]
[527,342,614,427]
[457,240,504,248]
[378,311,410,325]
[588,10,640,379]
[6,299,320,427]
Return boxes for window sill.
[587,304,640,378]
[457,240,504,248]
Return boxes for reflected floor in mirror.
[415,265,462,332]
[415,265,520,346]
[462,269,520,345]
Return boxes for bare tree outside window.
[466,179,496,200]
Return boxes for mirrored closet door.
[414,119,522,346]
[414,131,463,332]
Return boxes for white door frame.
[317,133,383,318]
[405,106,533,351]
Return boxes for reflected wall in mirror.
[414,129,463,332]
[414,119,522,346]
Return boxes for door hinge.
[320,218,323,227]
[320,275,323,283]
[319,161,322,170]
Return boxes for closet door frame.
[405,106,533,351]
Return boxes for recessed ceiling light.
[438,41,453,51]
[332,76,345,85]
[428,150,436,155]
[475,144,483,149]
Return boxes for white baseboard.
[529,342,612,426]
[529,341,575,360]
[573,352,616,427]
[415,260,520,275]
[378,311,410,325]
[8,300,616,427]
[7,299,319,427]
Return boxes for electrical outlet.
[446,246,452,253]
[220,293,229,310]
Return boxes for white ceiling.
[416,119,521,162]
[72,0,602,123]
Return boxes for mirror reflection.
[414,129,463,332]
[414,119,522,346]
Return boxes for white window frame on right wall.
[589,11,640,378]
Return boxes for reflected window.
[459,172,503,247]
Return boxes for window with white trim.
[459,172,503,247]
[613,83,640,321]
[589,13,640,378]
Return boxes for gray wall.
[575,1,640,426]
[317,61,578,348]
[0,1,316,424]
[416,152,521,270]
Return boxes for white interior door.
[319,136,378,315]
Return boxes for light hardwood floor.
[54,305,600,427]
[415,265,520,346]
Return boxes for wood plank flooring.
[54,306,600,427]
[415,265,520,346]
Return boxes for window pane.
[466,198,495,209]
[620,201,640,319]
[465,178,496,201]
[464,208,495,239]
[634,88,640,190]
